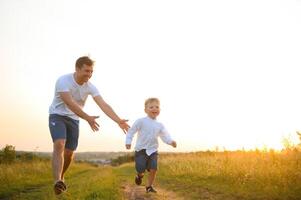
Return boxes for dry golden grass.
[157,150,301,200]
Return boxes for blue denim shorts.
[49,114,79,151]
[135,149,158,173]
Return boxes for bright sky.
[1,0,301,152]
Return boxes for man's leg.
[60,117,79,181]
[61,148,74,180]
[52,139,65,183]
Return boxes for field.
[1,150,301,200]
[158,150,301,200]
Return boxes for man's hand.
[170,141,177,148]
[93,96,130,134]
[85,116,100,132]
[126,144,131,149]
[118,119,130,134]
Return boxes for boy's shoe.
[54,180,67,195]
[135,175,143,185]
[146,186,157,193]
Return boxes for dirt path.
[122,184,184,200]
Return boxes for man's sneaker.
[54,180,67,195]
[146,186,157,193]
[135,175,143,185]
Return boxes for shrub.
[0,145,16,164]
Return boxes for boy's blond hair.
[144,98,160,108]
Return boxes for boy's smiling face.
[145,101,160,119]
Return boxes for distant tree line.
[0,145,48,164]
[111,153,134,166]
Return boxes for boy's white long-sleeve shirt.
[126,116,173,156]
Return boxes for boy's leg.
[135,173,144,185]
[135,150,147,185]
[147,169,157,187]
[145,152,158,193]
[137,172,144,179]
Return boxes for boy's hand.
[126,144,131,149]
[170,141,177,148]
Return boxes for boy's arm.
[125,120,140,149]
[159,125,177,148]
[60,92,100,132]
[93,95,130,134]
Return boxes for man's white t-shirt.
[49,73,100,120]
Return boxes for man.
[48,56,129,195]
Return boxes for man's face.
[145,101,160,119]
[76,64,93,82]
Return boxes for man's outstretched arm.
[60,92,100,131]
[93,95,130,133]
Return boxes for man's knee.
[53,139,66,152]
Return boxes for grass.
[157,150,301,200]
[0,160,122,200]
[1,150,301,199]
[0,160,51,198]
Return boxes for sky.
[1,0,301,152]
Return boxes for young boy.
[125,97,177,193]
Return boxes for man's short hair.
[144,98,160,108]
[75,56,94,69]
